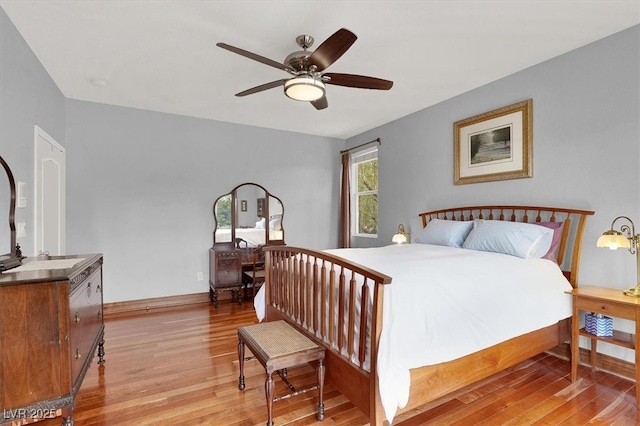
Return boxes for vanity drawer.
[210,249,241,287]
[69,266,103,383]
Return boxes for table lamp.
[596,215,640,296]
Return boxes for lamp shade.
[392,224,408,244]
[392,233,407,244]
[596,230,631,250]
[284,76,325,101]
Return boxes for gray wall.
[64,100,343,302]
[0,7,66,256]
[349,25,640,361]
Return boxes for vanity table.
[209,182,284,307]
[0,253,104,426]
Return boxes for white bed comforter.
[255,243,573,423]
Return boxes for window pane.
[357,159,378,192]
[351,150,378,236]
[357,194,378,234]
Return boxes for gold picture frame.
[454,99,532,185]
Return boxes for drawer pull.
[74,312,81,323]
[75,348,82,359]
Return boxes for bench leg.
[265,374,275,426]
[317,360,325,421]
[237,338,245,391]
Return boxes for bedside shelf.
[578,327,636,350]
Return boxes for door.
[34,126,65,255]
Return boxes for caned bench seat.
[237,320,325,426]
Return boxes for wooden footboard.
[262,205,593,425]
[262,246,391,423]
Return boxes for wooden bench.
[237,320,326,426]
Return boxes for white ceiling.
[1,1,639,139]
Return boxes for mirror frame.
[212,182,285,247]
[0,156,23,271]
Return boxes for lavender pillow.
[536,222,564,262]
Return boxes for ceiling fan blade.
[217,42,289,72]
[324,73,393,90]
[235,79,288,97]
[311,96,328,110]
[306,28,357,72]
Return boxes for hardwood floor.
[35,301,638,426]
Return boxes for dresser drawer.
[577,297,637,320]
[69,266,103,382]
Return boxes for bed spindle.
[312,260,319,334]
[305,256,312,329]
[329,266,336,350]
[359,280,369,368]
[286,253,295,317]
[287,254,293,318]
[338,268,346,354]
[557,217,571,266]
[321,261,327,340]
[288,253,294,318]
[348,273,357,359]
[300,255,306,327]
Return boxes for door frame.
[33,125,66,255]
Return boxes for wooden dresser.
[0,254,104,426]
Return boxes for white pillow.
[255,217,266,229]
[462,219,554,259]
[269,218,281,231]
[413,219,474,248]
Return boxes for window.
[351,148,378,237]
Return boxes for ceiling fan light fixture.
[284,76,325,101]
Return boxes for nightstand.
[568,285,640,407]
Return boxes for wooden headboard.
[418,205,594,287]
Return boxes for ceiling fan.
[216,28,393,110]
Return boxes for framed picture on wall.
[454,99,532,185]
[240,200,247,212]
